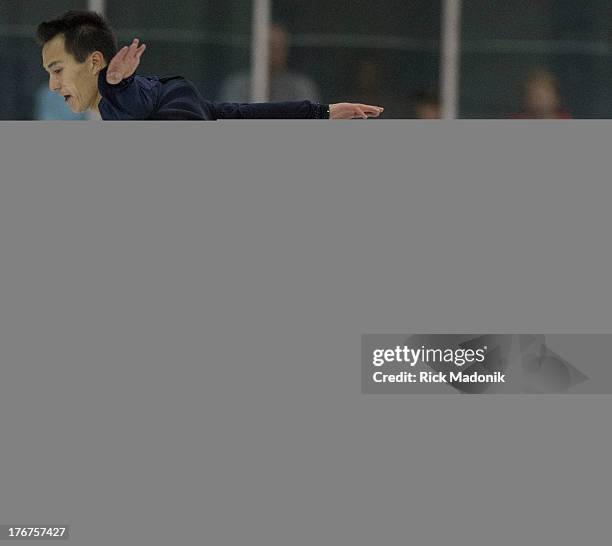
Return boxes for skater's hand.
[329,103,384,119]
[106,38,146,85]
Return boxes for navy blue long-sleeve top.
[97,67,330,120]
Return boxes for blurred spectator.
[508,68,572,119]
[353,60,380,107]
[35,84,87,120]
[412,89,441,119]
[218,23,319,102]
[348,59,407,118]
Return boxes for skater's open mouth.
[63,95,71,102]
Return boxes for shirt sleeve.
[206,100,330,120]
[97,67,161,120]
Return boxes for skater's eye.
[53,69,62,75]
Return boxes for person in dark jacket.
[37,11,383,121]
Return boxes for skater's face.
[42,34,102,113]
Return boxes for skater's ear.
[89,50,105,74]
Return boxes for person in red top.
[508,68,572,119]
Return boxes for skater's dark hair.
[36,10,117,64]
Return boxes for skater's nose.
[49,74,61,93]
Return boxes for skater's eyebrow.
[45,60,62,71]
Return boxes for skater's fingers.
[135,44,146,60]
[110,46,128,68]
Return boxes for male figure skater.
[37,11,383,121]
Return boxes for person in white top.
[219,23,320,103]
